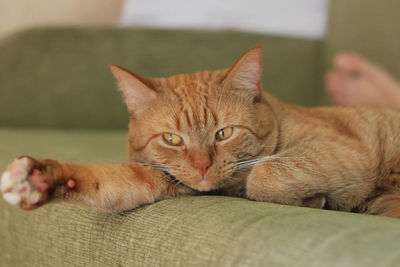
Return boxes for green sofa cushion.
[3,195,400,267]
[1,128,400,266]
[0,27,321,129]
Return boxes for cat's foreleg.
[245,142,373,210]
[245,156,327,208]
[1,156,190,212]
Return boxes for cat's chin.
[191,180,215,192]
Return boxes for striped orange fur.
[3,46,400,218]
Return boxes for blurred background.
[0,0,329,40]
[0,0,123,39]
[1,0,399,130]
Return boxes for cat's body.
[257,96,400,214]
[2,46,400,218]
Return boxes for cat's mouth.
[139,161,206,190]
[162,171,220,192]
[162,171,198,189]
[192,180,215,192]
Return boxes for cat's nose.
[192,158,212,177]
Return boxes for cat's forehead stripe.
[154,71,225,131]
[175,114,182,131]
[184,109,192,128]
[203,106,208,126]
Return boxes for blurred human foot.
[325,52,400,108]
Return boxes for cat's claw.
[1,157,48,210]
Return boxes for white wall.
[0,0,123,39]
[121,0,329,39]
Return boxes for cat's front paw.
[246,164,303,206]
[1,156,51,210]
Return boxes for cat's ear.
[110,64,156,115]
[222,45,263,102]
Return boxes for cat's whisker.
[140,162,170,173]
[230,170,250,176]
[231,153,309,172]
[235,154,305,165]
[173,179,183,188]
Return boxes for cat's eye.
[215,127,233,141]
[162,133,183,146]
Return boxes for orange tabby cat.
[2,46,400,218]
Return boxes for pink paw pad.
[11,171,23,177]
[17,187,27,193]
[1,157,43,206]
[28,169,49,193]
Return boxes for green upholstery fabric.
[0,27,320,129]
[320,0,400,105]
[1,129,400,267]
[2,195,400,267]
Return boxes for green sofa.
[1,1,400,266]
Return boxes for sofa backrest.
[0,28,320,129]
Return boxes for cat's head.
[111,46,278,192]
